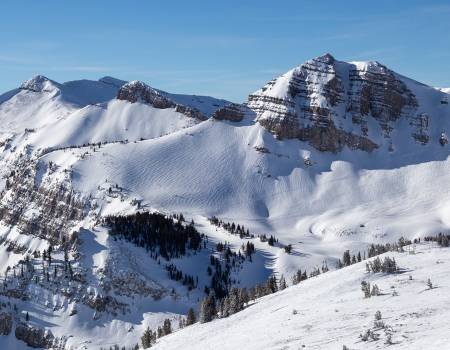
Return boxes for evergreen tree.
[266,276,278,294]
[342,250,351,266]
[279,275,287,290]
[361,281,371,298]
[141,327,153,349]
[163,319,172,335]
[199,293,216,323]
[186,307,196,326]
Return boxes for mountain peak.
[248,54,422,152]
[314,53,335,64]
[98,76,127,88]
[20,75,59,92]
[117,80,175,108]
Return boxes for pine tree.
[342,250,351,266]
[266,275,278,294]
[186,307,196,326]
[141,327,153,349]
[163,319,172,335]
[371,284,380,296]
[279,275,287,290]
[199,293,216,323]
[361,281,371,298]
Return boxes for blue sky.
[1,0,449,102]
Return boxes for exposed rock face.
[117,81,206,120]
[212,103,246,122]
[0,312,12,335]
[347,61,418,137]
[247,53,420,152]
[175,104,207,121]
[15,323,54,349]
[0,157,86,245]
[117,81,176,108]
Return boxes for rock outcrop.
[117,81,207,120]
[15,323,54,349]
[0,312,12,335]
[212,103,246,122]
[247,53,420,152]
[117,81,176,108]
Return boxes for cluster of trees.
[291,269,308,285]
[104,212,203,260]
[366,256,398,274]
[242,241,255,258]
[367,237,412,258]
[259,234,278,246]
[139,308,197,348]
[207,240,254,298]
[178,308,196,329]
[209,216,253,239]
[2,245,77,295]
[140,318,172,349]
[100,346,139,350]
[165,264,197,291]
[291,263,328,285]
[40,139,131,157]
[208,254,231,298]
[424,233,450,247]
[338,237,412,269]
[199,275,283,323]
[338,250,363,268]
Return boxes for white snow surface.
[154,244,450,350]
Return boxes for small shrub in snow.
[371,284,380,297]
[361,281,371,298]
[386,333,393,345]
[374,311,384,329]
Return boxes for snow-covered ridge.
[117,80,209,121]
[20,75,60,93]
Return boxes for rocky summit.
[247,54,437,152]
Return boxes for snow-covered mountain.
[0,54,449,349]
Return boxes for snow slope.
[154,243,450,350]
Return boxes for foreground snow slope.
[155,243,450,350]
